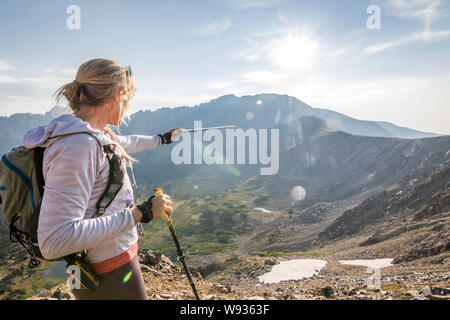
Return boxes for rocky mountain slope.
[318,157,450,263]
[249,115,450,209]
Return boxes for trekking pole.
[155,188,200,300]
[182,125,235,133]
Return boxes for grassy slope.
[139,188,263,259]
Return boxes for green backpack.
[0,133,125,270]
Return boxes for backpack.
[0,132,125,268]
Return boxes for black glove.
[158,132,172,144]
[137,196,155,223]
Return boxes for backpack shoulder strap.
[34,147,45,198]
[94,144,125,217]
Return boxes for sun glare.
[269,34,318,69]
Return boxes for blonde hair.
[55,58,137,163]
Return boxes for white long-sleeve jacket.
[22,114,161,263]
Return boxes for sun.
[268,33,318,69]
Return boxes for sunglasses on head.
[124,66,133,77]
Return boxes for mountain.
[120,93,440,138]
[0,105,69,155]
[0,94,449,300]
[264,116,449,208]
[375,121,439,139]
[1,95,448,243]
[108,94,442,198]
[0,93,439,158]
[318,157,450,263]
[130,113,449,258]
[228,116,449,253]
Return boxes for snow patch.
[338,258,393,269]
[258,259,328,284]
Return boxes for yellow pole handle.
[154,188,172,227]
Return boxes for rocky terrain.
[27,248,449,300]
[319,158,450,264]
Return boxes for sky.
[0,0,449,134]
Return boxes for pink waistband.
[91,240,140,275]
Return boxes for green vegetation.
[31,278,63,292]
[140,190,257,259]
[379,283,410,295]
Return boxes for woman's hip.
[71,254,147,300]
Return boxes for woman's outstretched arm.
[103,126,163,154]
[115,134,162,154]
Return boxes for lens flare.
[290,186,306,201]
[123,271,133,284]
[246,112,255,120]
[256,100,262,105]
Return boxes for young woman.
[22,58,179,300]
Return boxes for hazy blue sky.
[0,0,449,134]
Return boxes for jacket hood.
[22,114,114,149]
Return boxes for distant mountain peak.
[44,105,70,118]
[209,94,238,103]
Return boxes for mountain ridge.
[0,93,441,139]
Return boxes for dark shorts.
[71,254,147,300]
